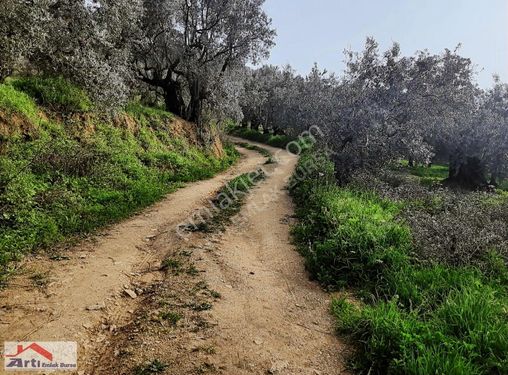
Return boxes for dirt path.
[0,146,264,371]
[199,141,348,374]
[0,139,348,374]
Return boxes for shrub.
[350,169,508,271]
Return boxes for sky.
[261,0,508,88]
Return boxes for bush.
[349,169,508,271]
[11,76,92,112]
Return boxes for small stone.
[79,254,87,259]
[124,289,137,299]
[253,338,263,345]
[268,360,289,374]
[86,303,105,311]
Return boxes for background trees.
[241,40,508,189]
[0,1,506,189]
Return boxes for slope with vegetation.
[289,148,508,374]
[0,77,238,282]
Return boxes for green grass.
[133,360,168,375]
[159,311,182,325]
[234,142,274,163]
[125,102,174,123]
[190,170,266,233]
[0,83,40,122]
[403,160,508,191]
[402,163,450,186]
[0,83,239,284]
[10,76,92,112]
[498,179,508,192]
[290,149,508,374]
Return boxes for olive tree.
[479,79,508,185]
[34,0,143,107]
[136,0,275,126]
[0,0,50,82]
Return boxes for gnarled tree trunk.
[163,81,185,117]
[446,153,488,189]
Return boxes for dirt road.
[0,140,347,374]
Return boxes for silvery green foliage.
[240,64,308,134]
[327,39,437,182]
[480,80,508,183]
[240,65,280,130]
[36,0,143,108]
[404,193,508,268]
[245,38,508,185]
[136,0,275,124]
[204,67,246,126]
[0,0,50,81]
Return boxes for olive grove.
[241,39,508,188]
[1,1,506,188]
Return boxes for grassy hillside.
[290,149,508,375]
[0,77,239,282]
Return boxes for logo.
[3,342,77,371]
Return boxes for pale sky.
[262,0,508,88]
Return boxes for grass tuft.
[133,359,168,375]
